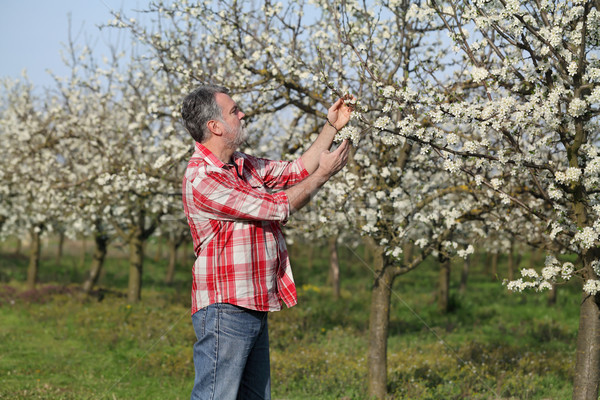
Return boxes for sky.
[0,0,145,89]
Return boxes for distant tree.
[0,77,67,289]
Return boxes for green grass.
[0,238,580,399]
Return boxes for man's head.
[181,85,246,144]
[212,91,247,150]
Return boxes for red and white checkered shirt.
[182,142,309,314]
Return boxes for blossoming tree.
[0,77,70,289]
[400,1,600,398]
[110,1,498,398]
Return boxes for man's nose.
[238,111,245,120]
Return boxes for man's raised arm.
[286,139,351,214]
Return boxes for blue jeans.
[191,303,271,400]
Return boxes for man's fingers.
[329,98,344,111]
[333,139,349,154]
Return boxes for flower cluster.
[505,256,577,293]
[555,167,582,184]
[335,126,361,145]
[573,227,599,250]
[373,116,392,130]
[584,280,600,296]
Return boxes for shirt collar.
[194,142,245,171]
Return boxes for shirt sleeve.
[253,157,310,190]
[191,165,290,222]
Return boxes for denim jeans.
[191,303,271,400]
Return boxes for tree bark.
[328,236,340,300]
[573,248,600,400]
[128,231,144,303]
[438,252,451,313]
[26,229,41,290]
[368,245,393,399]
[82,233,108,294]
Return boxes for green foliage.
[0,239,580,399]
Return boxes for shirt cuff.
[273,191,291,225]
[293,157,310,181]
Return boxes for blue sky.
[0,0,143,89]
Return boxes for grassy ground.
[0,238,580,399]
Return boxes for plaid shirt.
[182,142,309,314]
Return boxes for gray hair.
[181,85,229,143]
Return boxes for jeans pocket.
[191,308,207,338]
[218,305,263,339]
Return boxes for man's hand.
[315,140,351,179]
[300,96,355,175]
[327,95,355,131]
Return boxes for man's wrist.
[326,119,339,132]
[313,166,332,181]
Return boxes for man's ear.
[206,120,223,137]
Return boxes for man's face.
[215,92,247,149]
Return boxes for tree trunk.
[128,232,144,303]
[438,252,451,313]
[459,255,470,294]
[491,251,498,280]
[573,249,600,400]
[26,229,41,290]
[82,233,108,294]
[368,245,393,399]
[328,236,340,300]
[547,284,557,306]
[165,239,178,285]
[55,232,65,265]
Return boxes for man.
[181,85,353,400]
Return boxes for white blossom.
[555,167,582,184]
[573,226,598,249]
[521,268,539,279]
[568,98,587,117]
[583,280,600,296]
[471,66,489,82]
[374,116,392,130]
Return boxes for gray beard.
[223,121,247,150]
